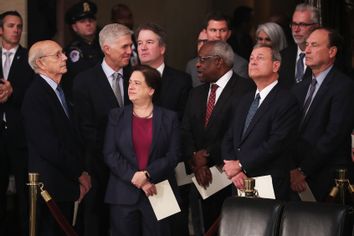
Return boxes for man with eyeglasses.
[278,3,319,88]
[22,40,91,236]
[0,10,34,236]
[181,41,254,234]
[186,29,208,88]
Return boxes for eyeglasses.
[197,55,220,63]
[289,22,316,29]
[256,36,271,42]
[39,51,66,60]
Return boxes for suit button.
[237,148,240,151]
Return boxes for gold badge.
[83,2,90,12]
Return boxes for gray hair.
[256,22,288,51]
[253,43,282,63]
[204,40,234,68]
[99,23,132,49]
[294,3,320,24]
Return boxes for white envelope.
[192,166,232,200]
[175,162,194,186]
[298,182,316,202]
[237,175,275,199]
[148,180,181,221]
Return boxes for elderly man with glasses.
[181,40,254,234]
[278,3,320,88]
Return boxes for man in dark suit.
[22,40,90,236]
[186,12,249,88]
[136,22,192,120]
[181,41,254,233]
[278,4,319,88]
[72,23,133,236]
[290,28,354,201]
[136,22,192,236]
[222,44,300,200]
[0,11,34,235]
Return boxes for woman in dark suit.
[103,65,180,236]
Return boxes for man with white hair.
[278,3,319,88]
[22,40,91,236]
[72,23,132,236]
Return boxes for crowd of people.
[0,2,353,236]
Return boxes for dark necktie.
[295,53,305,83]
[243,93,261,135]
[56,86,70,117]
[3,51,13,80]
[303,78,317,117]
[205,84,219,127]
[112,72,124,107]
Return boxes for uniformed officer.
[63,1,103,103]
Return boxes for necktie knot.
[310,78,317,86]
[299,53,305,60]
[4,51,13,57]
[211,83,219,92]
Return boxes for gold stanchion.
[327,169,354,205]
[27,173,40,236]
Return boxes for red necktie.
[205,84,218,127]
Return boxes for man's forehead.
[307,30,328,43]
[3,15,22,24]
[207,20,228,28]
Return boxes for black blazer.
[222,84,300,199]
[181,72,255,173]
[155,65,192,120]
[72,63,131,178]
[292,67,354,200]
[104,105,180,205]
[278,44,311,89]
[22,75,83,202]
[0,46,34,147]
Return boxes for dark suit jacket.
[155,65,192,120]
[181,72,255,173]
[22,75,83,202]
[278,44,311,89]
[104,105,180,205]
[222,84,300,199]
[291,66,354,200]
[72,63,131,179]
[0,46,34,146]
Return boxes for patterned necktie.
[243,93,261,136]
[303,78,317,117]
[56,86,70,117]
[3,51,13,80]
[295,53,305,83]
[205,84,219,127]
[112,72,124,107]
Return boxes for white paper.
[192,166,232,200]
[237,175,275,199]
[175,162,194,186]
[148,180,181,221]
[298,182,316,202]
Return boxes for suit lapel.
[242,84,279,141]
[235,94,253,143]
[205,75,236,129]
[301,68,333,127]
[149,106,162,157]
[95,65,119,107]
[7,46,24,81]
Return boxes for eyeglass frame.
[39,51,66,60]
[197,55,220,63]
[289,22,316,29]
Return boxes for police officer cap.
[65,1,97,24]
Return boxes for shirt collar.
[312,65,333,87]
[101,58,123,78]
[213,69,233,90]
[40,74,58,91]
[156,63,165,76]
[2,46,18,55]
[256,80,278,100]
